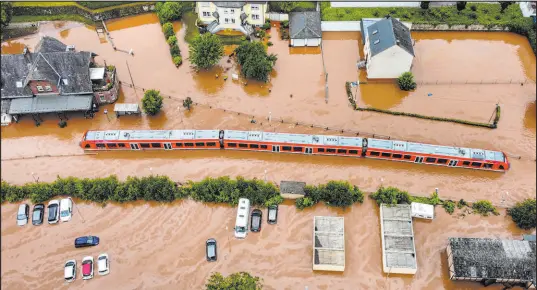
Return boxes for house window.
[372,30,378,35]
[251,5,259,10]
[373,39,380,45]
[225,18,229,23]
[99,94,105,102]
[45,85,52,92]
[203,11,210,17]
[230,9,235,13]
[232,18,235,23]
[252,14,259,20]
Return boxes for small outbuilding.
[114,103,141,117]
[280,180,306,199]
[313,216,345,272]
[289,11,322,47]
[411,202,435,220]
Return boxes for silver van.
[17,203,29,226]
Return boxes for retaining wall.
[411,23,510,31]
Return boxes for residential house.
[1,36,119,125]
[289,11,322,47]
[520,2,536,22]
[196,1,268,35]
[363,16,415,79]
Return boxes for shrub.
[443,200,456,214]
[265,195,284,207]
[205,272,262,290]
[235,41,277,82]
[397,72,417,91]
[267,41,273,46]
[507,198,536,230]
[162,22,174,38]
[262,22,271,30]
[77,1,133,9]
[409,191,441,206]
[170,44,180,57]
[183,96,193,110]
[282,20,289,28]
[295,197,315,210]
[173,56,182,66]
[370,186,411,205]
[269,1,316,13]
[155,1,186,23]
[189,33,224,69]
[456,1,467,11]
[493,105,501,125]
[457,199,468,208]
[471,200,499,216]
[141,89,164,116]
[167,35,177,46]
[58,120,67,128]
[470,4,477,12]
[1,2,13,28]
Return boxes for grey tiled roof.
[1,54,34,98]
[214,2,245,8]
[34,36,67,53]
[289,11,321,39]
[8,95,93,114]
[366,16,414,58]
[280,181,306,195]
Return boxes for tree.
[1,2,12,28]
[420,1,430,9]
[499,1,514,13]
[456,1,467,11]
[162,22,174,39]
[155,2,186,23]
[370,186,411,205]
[235,42,277,82]
[189,33,224,69]
[167,35,177,46]
[141,89,164,116]
[183,96,193,110]
[507,199,536,230]
[397,72,417,91]
[205,272,263,290]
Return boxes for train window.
[107,143,117,148]
[484,163,493,169]
[118,143,126,148]
[437,159,448,164]
[381,152,391,157]
[392,154,402,159]
[175,143,183,147]
[152,143,162,148]
[84,144,91,149]
[370,151,380,156]
[462,161,471,166]
[349,150,358,154]
[228,143,237,147]
[404,155,411,160]
[282,146,291,151]
[238,143,248,148]
[327,148,336,153]
[337,149,347,154]
[195,142,205,146]
[185,143,194,147]
[424,157,436,163]
[250,144,259,149]
[140,143,150,148]
[318,148,325,153]
[96,143,105,148]
[260,145,268,149]
[471,162,482,167]
[293,147,303,152]
[207,142,216,146]
[499,165,505,170]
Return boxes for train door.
[448,160,458,167]
[164,143,172,150]
[305,148,313,154]
[414,156,423,163]
[272,145,280,153]
[130,143,140,150]
[219,130,225,149]
[361,138,368,157]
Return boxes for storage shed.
[289,11,322,47]
[114,103,141,117]
[280,181,306,199]
[313,216,345,272]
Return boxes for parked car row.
[64,254,109,282]
[17,198,73,226]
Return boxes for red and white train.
[80,129,510,172]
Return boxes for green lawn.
[183,11,200,44]
[12,14,95,26]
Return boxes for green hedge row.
[77,2,135,10]
[507,198,536,230]
[162,22,182,67]
[321,3,536,55]
[295,181,364,209]
[345,82,499,129]
[268,2,316,13]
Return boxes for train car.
[79,129,509,172]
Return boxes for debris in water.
[223,75,228,81]
[428,93,433,97]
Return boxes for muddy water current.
[1,14,536,289]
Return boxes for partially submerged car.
[206,239,217,262]
[82,256,94,280]
[250,209,262,232]
[47,200,60,224]
[16,203,29,226]
[98,253,110,276]
[64,260,77,283]
[267,205,278,225]
[32,204,45,226]
[60,198,73,222]
[75,236,100,248]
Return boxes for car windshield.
[208,245,216,257]
[17,214,26,220]
[60,210,69,217]
[87,237,93,243]
[66,262,75,267]
[32,211,41,220]
[236,226,246,233]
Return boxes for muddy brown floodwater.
[1,14,536,289]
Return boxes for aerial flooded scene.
[1,0,537,289]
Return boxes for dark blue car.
[74,236,100,248]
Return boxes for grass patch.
[77,1,135,10]
[217,35,245,45]
[269,1,316,13]
[13,2,78,7]
[183,11,200,44]
[12,14,95,26]
[471,200,500,216]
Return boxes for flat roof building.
[379,204,417,274]
[280,180,306,199]
[447,237,536,288]
[313,216,345,272]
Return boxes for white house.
[289,11,322,47]
[363,16,415,79]
[195,2,268,35]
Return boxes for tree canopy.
[507,198,536,230]
[155,2,189,23]
[397,72,417,91]
[189,33,224,69]
[141,89,164,116]
[235,42,277,82]
[205,272,263,290]
[1,2,13,28]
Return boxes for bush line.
[295,181,364,209]
[345,82,500,128]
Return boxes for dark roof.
[1,99,11,114]
[289,11,321,39]
[280,181,306,195]
[214,2,245,8]
[366,16,414,57]
[448,237,536,284]
[34,36,67,53]
[8,95,93,114]
[1,54,34,98]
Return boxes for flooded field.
[1,198,532,290]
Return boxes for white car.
[60,198,73,222]
[82,256,94,280]
[47,200,60,224]
[64,260,76,282]
[98,253,110,276]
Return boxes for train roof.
[84,130,220,141]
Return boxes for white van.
[234,198,250,239]
[60,198,73,222]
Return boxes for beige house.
[196,1,268,35]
